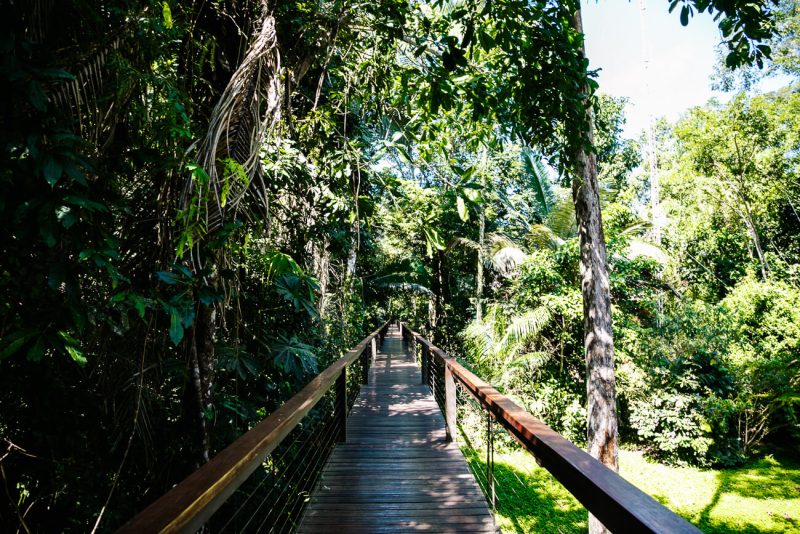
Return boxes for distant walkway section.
[297,326,496,533]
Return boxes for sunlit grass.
[462,447,800,533]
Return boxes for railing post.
[487,413,496,510]
[335,369,347,443]
[421,343,429,386]
[360,347,369,385]
[430,353,437,400]
[371,336,377,362]
[444,363,456,442]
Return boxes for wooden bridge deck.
[297,326,496,533]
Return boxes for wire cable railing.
[400,322,702,534]
[117,320,390,534]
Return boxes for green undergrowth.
[462,447,800,533]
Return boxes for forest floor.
[463,447,800,533]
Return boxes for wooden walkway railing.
[400,322,702,534]
[117,321,391,533]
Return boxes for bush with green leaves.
[721,275,800,451]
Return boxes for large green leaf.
[456,195,469,221]
[169,308,184,346]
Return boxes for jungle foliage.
[0,0,795,532]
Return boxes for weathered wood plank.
[297,325,495,533]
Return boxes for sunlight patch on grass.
[621,450,800,533]
[462,447,800,533]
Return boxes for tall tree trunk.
[346,238,358,281]
[476,203,485,322]
[570,8,619,534]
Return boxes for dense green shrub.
[623,301,743,465]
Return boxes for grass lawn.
[463,447,800,533]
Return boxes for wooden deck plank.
[297,326,496,533]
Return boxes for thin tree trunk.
[346,239,357,280]
[570,8,619,534]
[312,238,331,322]
[743,211,769,279]
[429,251,444,341]
[342,228,358,340]
[719,185,770,279]
[190,300,216,464]
[437,249,447,330]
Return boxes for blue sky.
[581,0,787,138]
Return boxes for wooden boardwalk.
[297,326,496,533]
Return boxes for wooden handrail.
[400,323,702,534]
[118,320,391,534]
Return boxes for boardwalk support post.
[444,364,456,442]
[336,369,347,443]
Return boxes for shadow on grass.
[462,449,587,534]
[696,454,800,534]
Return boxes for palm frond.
[490,246,526,276]
[497,305,553,358]
[521,148,553,216]
[543,191,576,239]
[626,238,669,264]
[507,351,553,370]
[438,0,473,17]
[461,319,497,365]
[381,282,434,295]
[267,334,318,381]
[449,236,480,251]
[48,36,124,148]
[618,221,651,236]
[486,233,519,252]
[527,224,565,250]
